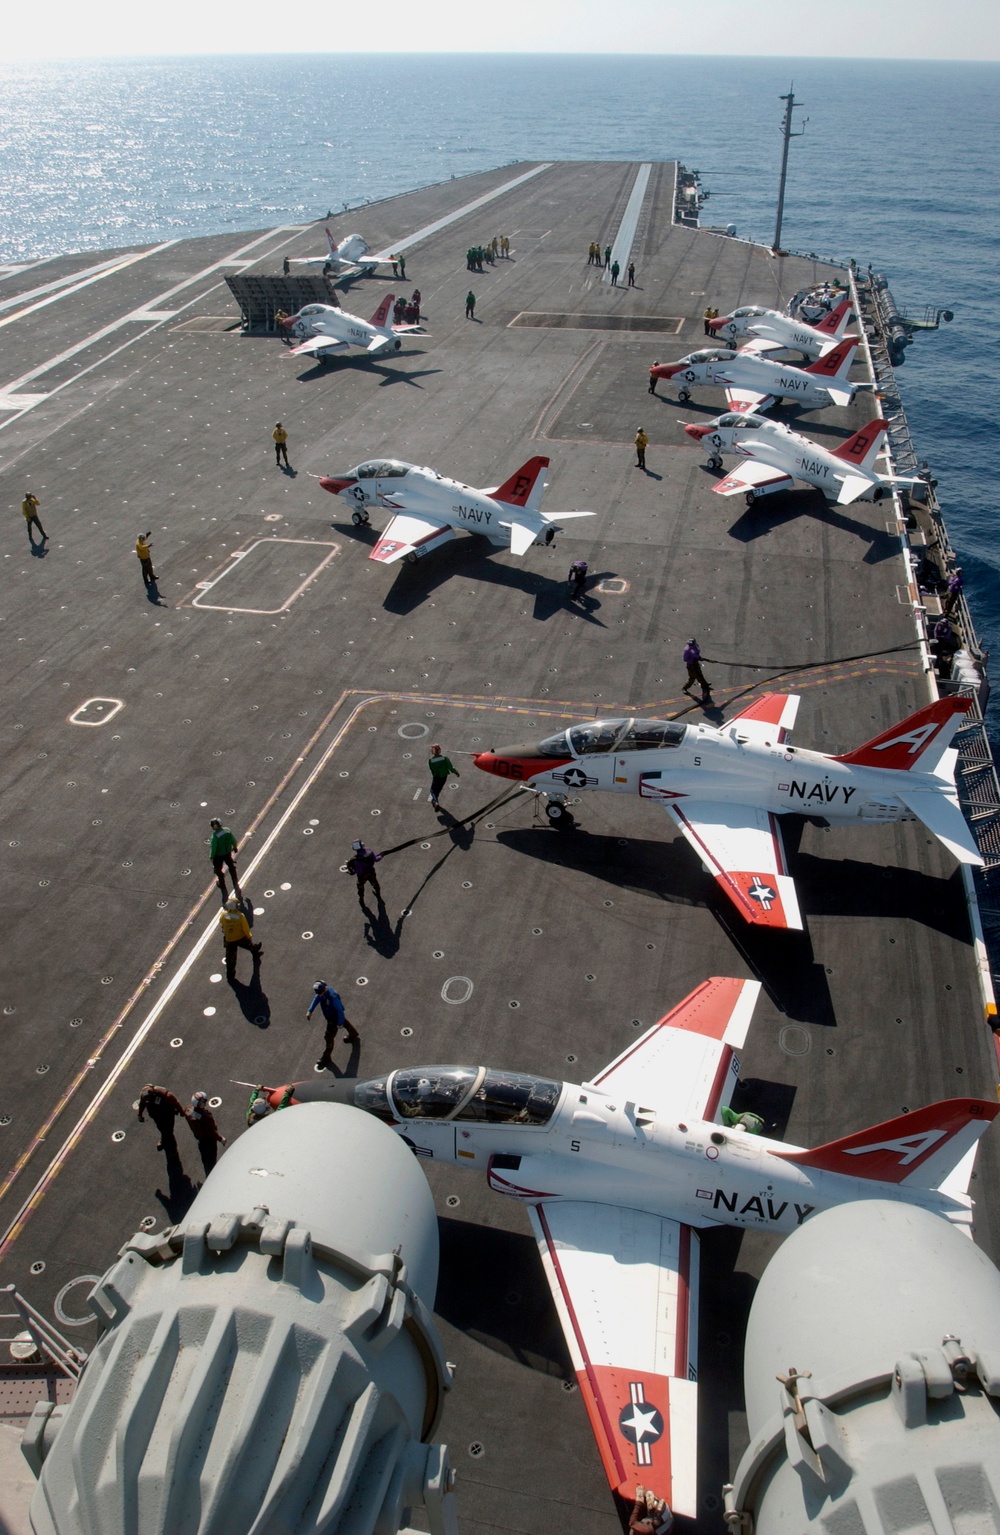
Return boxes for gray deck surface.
[1,160,997,1535]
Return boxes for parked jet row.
[320,455,593,564]
[474,693,981,930]
[281,294,426,359]
[707,294,855,358]
[650,335,861,414]
[683,412,920,506]
[248,977,999,1517]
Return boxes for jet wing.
[723,387,776,414]
[665,800,803,930]
[586,976,760,1121]
[714,460,792,497]
[740,336,784,355]
[370,512,455,564]
[530,1201,700,1517]
[290,335,349,356]
[726,692,800,745]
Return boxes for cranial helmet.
[225,896,239,911]
[313,981,326,994]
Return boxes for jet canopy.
[355,459,411,479]
[685,349,737,365]
[716,413,767,430]
[539,718,687,756]
[352,1067,562,1125]
[731,306,768,319]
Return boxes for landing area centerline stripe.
[370,163,552,259]
[0,243,179,333]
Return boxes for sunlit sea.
[2,53,998,731]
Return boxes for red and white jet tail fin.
[833,696,973,773]
[815,296,855,338]
[833,417,888,472]
[369,293,394,329]
[771,1099,998,1190]
[492,456,550,513]
[805,336,858,380]
[325,227,339,257]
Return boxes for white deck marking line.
[0,228,306,410]
[0,243,180,332]
[604,163,652,285]
[0,251,158,315]
[370,163,552,259]
[191,538,341,614]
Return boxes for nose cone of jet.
[279,315,296,330]
[707,317,727,332]
[318,476,357,496]
[651,362,682,379]
[684,423,714,441]
[474,745,572,782]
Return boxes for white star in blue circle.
[618,1401,664,1444]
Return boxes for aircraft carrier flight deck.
[1,159,997,1533]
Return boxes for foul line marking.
[370,163,552,260]
[191,538,341,614]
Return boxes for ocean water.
[2,53,999,729]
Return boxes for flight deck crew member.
[428,744,460,806]
[349,841,383,905]
[944,566,964,616]
[209,818,242,900]
[188,1092,227,1174]
[137,1084,186,1155]
[682,637,711,698]
[272,423,289,468]
[627,261,636,286]
[21,492,46,545]
[391,254,399,276]
[604,245,611,268]
[398,253,406,279]
[648,362,660,395]
[703,306,714,335]
[610,260,620,286]
[465,291,476,319]
[282,256,290,275]
[568,560,589,601]
[135,531,156,587]
[219,896,262,984]
[308,981,360,1068]
[634,428,649,470]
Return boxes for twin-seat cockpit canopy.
[539,718,687,757]
[297,304,327,317]
[355,459,411,479]
[354,1067,562,1125]
[684,349,738,365]
[730,306,768,319]
[715,413,768,430]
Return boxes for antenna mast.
[773,85,808,252]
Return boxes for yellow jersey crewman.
[272,422,289,468]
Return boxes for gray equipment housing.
[23,1104,457,1535]
[725,1199,1000,1534]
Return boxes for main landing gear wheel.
[351,509,370,526]
[677,389,691,403]
[745,489,757,506]
[406,551,419,565]
[708,455,723,471]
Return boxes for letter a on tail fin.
[493,456,550,513]
[369,293,394,328]
[771,1099,999,1189]
[833,696,973,772]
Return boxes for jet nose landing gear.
[544,796,575,829]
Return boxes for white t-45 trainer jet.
[319,455,594,565]
[649,335,860,414]
[473,693,982,929]
[288,228,392,280]
[280,294,426,360]
[252,977,999,1517]
[684,412,919,507]
[706,295,855,358]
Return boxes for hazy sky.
[6,0,1000,60]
